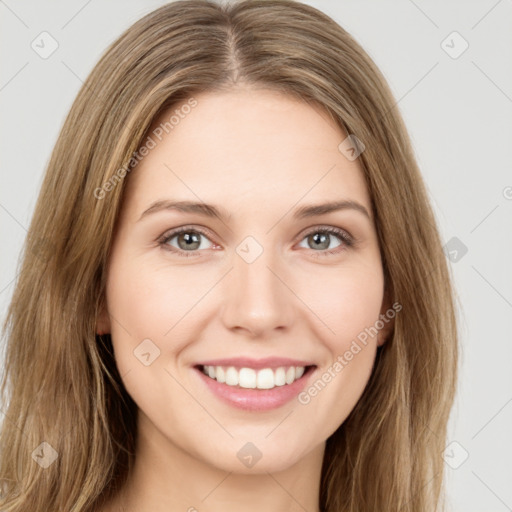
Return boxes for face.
[98,87,392,474]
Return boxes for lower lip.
[193,366,316,411]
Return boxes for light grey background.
[1,1,511,510]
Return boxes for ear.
[377,287,396,347]
[96,298,111,335]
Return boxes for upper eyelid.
[159,225,215,243]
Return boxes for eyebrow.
[137,199,371,222]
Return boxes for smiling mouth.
[195,364,316,390]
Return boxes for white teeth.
[257,368,274,389]
[225,367,238,386]
[216,366,226,383]
[239,368,256,389]
[274,367,286,386]
[201,365,308,389]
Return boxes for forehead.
[123,88,371,218]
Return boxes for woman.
[0,1,458,511]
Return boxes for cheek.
[107,255,190,328]
[299,259,384,347]
[294,264,384,422]
[105,254,214,362]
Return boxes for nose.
[219,243,296,338]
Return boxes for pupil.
[312,233,328,250]
[180,232,200,249]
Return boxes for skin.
[97,86,393,512]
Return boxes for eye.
[158,225,354,258]
[159,226,214,257]
[297,226,354,257]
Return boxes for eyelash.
[157,225,355,259]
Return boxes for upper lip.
[194,357,316,370]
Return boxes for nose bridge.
[221,235,294,334]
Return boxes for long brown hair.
[0,1,458,510]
